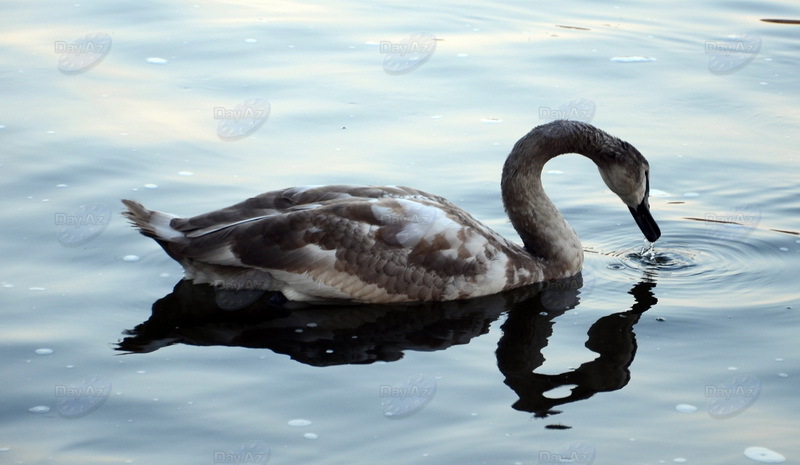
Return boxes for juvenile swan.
[122,120,660,304]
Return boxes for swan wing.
[127,186,539,303]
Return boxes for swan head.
[596,142,661,242]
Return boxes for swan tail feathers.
[121,199,185,246]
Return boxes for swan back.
[123,186,544,303]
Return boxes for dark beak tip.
[629,204,661,243]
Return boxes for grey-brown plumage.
[122,120,660,304]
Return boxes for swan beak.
[629,198,661,242]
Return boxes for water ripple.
[586,220,797,296]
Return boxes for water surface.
[1,0,798,463]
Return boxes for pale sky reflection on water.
[1,0,798,463]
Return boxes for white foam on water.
[288,419,312,427]
[610,56,657,63]
[675,404,697,413]
[744,446,785,463]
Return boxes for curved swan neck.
[501,120,616,277]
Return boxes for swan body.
[123,120,660,304]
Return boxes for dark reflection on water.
[118,273,657,427]
[117,280,537,363]
[498,280,657,427]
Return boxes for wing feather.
[127,185,542,302]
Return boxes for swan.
[122,120,660,304]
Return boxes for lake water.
[1,0,798,463]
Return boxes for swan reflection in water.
[117,273,657,428]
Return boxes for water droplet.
[303,433,318,439]
[177,171,194,176]
[146,57,168,64]
[122,255,140,262]
[35,348,53,355]
[29,405,50,413]
[640,241,657,260]
[144,184,158,189]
